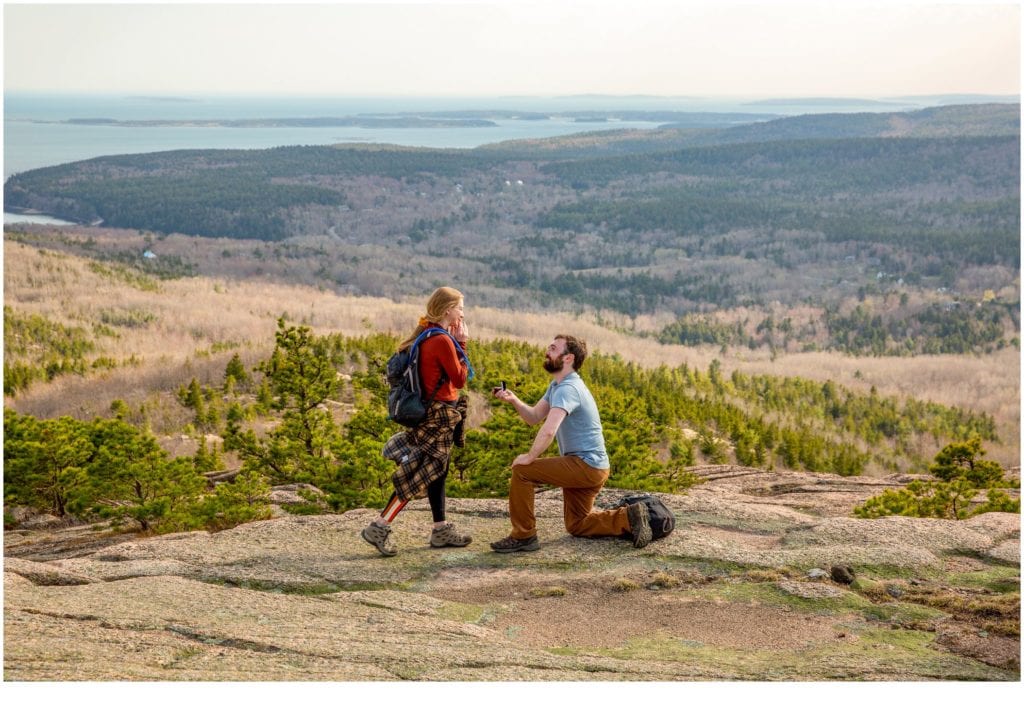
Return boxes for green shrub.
[855,436,1019,520]
[4,409,270,534]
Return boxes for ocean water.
[2,115,665,180]
[3,212,76,226]
[3,93,715,181]
[2,94,671,223]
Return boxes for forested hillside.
[3,319,1005,533]
[4,103,1020,359]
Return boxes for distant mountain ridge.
[681,102,1022,144]
[742,97,915,108]
[483,103,1020,157]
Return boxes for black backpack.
[385,328,465,428]
[615,493,676,541]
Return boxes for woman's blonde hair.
[398,286,464,351]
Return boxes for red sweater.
[418,325,468,402]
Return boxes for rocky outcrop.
[4,468,1020,681]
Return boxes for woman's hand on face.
[450,318,469,344]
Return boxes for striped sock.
[380,494,408,522]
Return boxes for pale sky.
[2,1,1020,97]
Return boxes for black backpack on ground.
[614,493,676,541]
[385,328,447,428]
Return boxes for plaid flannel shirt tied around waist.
[382,398,466,501]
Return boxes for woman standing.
[361,286,474,557]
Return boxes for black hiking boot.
[626,502,652,549]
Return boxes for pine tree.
[855,436,1019,520]
[224,353,249,391]
[3,410,92,517]
[193,436,226,473]
[227,318,343,486]
[71,418,206,531]
[190,469,272,531]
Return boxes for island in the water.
[60,116,498,129]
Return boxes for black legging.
[425,471,447,522]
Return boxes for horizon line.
[5,90,1021,100]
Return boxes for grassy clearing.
[649,572,682,588]
[546,627,1015,680]
[896,588,1021,636]
[197,577,423,596]
[437,602,497,625]
[844,564,925,581]
[946,564,1021,593]
[691,580,944,626]
[654,555,770,578]
[673,512,802,535]
[198,578,348,596]
[529,586,567,597]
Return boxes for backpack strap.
[424,371,447,403]
[408,328,452,403]
[409,327,476,380]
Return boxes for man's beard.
[543,355,562,373]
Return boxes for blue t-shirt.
[541,372,610,469]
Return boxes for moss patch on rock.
[547,627,1015,681]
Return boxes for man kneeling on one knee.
[489,334,652,553]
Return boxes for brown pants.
[508,456,631,539]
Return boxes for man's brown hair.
[555,334,587,371]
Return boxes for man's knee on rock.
[511,464,533,481]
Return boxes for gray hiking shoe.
[489,535,540,553]
[361,522,398,557]
[429,523,472,548]
[626,502,652,549]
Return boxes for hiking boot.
[489,535,540,553]
[626,502,652,549]
[361,522,398,557]
[429,523,472,548]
